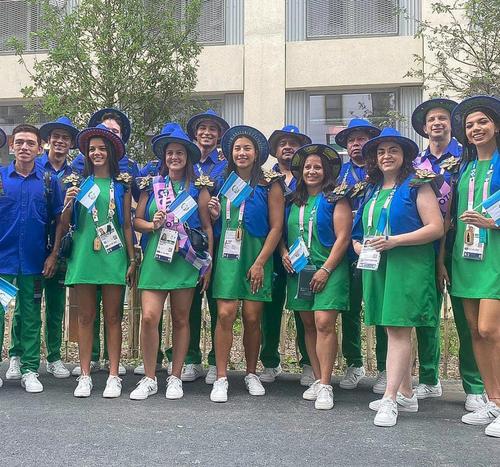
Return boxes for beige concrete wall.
[0,54,42,101]
[286,36,423,90]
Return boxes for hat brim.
[335,125,381,149]
[77,127,126,160]
[0,129,6,149]
[187,113,230,142]
[290,144,342,179]
[221,125,270,165]
[362,134,419,161]
[411,98,458,138]
[451,96,500,144]
[39,122,79,149]
[268,130,312,156]
[152,136,201,164]
[88,108,131,144]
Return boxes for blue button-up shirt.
[36,152,73,192]
[0,162,64,275]
[272,162,297,194]
[194,148,227,180]
[336,161,366,211]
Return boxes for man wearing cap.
[334,118,388,394]
[411,98,485,411]
[163,109,229,383]
[71,108,137,377]
[0,124,64,392]
[259,125,314,385]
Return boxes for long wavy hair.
[461,106,500,163]
[291,152,337,206]
[83,136,119,178]
[225,135,263,187]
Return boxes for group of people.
[0,95,498,436]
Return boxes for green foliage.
[9,0,204,162]
[405,0,500,97]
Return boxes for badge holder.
[97,222,123,254]
[155,228,178,263]
[296,264,317,300]
[357,237,381,271]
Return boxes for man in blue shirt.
[334,118,389,394]
[411,98,485,411]
[260,125,314,386]
[0,124,64,392]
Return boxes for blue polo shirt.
[0,162,64,275]
[336,160,366,211]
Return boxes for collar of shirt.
[272,162,296,189]
[37,152,70,175]
[199,147,219,167]
[422,137,462,163]
[7,161,43,180]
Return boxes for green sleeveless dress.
[362,188,438,327]
[286,194,349,312]
[138,182,199,290]
[212,197,273,302]
[65,177,127,286]
[451,160,500,299]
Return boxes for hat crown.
[378,127,402,138]
[347,118,374,129]
[281,124,300,133]
[54,116,75,126]
[159,122,181,136]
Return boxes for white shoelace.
[167,376,182,389]
[137,376,156,391]
[378,398,397,416]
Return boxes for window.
[176,0,225,45]
[306,0,399,39]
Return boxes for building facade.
[0,0,436,164]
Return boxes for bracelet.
[320,266,331,275]
[129,259,137,265]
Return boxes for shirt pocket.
[32,198,48,223]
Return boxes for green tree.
[9,0,203,161]
[406,0,500,97]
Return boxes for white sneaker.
[465,393,488,412]
[462,402,500,425]
[485,415,500,438]
[74,375,93,397]
[46,360,70,378]
[300,364,315,387]
[414,381,442,399]
[210,377,228,403]
[205,365,217,385]
[303,380,321,401]
[103,375,122,398]
[369,392,418,412]
[260,364,282,383]
[372,371,387,394]
[133,362,162,375]
[181,364,203,382]
[315,384,334,410]
[166,375,184,399]
[374,397,398,427]
[130,376,158,400]
[339,365,366,389]
[71,361,100,376]
[104,361,126,376]
[244,373,265,396]
[0,376,3,388]
[21,371,44,393]
[6,356,21,380]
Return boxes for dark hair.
[159,143,195,190]
[365,139,415,185]
[12,124,41,146]
[461,106,500,163]
[83,136,120,177]
[291,152,337,206]
[101,112,123,131]
[225,135,263,187]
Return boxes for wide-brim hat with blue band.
[152,124,201,164]
[411,98,458,138]
[88,108,131,144]
[39,116,79,149]
[221,125,270,165]
[335,118,381,149]
[77,123,126,160]
[187,109,230,142]
[362,127,419,160]
[0,128,6,149]
[451,95,500,145]
[290,143,342,179]
[268,125,312,156]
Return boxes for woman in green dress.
[131,125,213,401]
[352,128,443,427]
[207,125,285,403]
[280,144,351,410]
[445,96,500,438]
[63,124,136,398]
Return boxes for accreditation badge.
[222,229,242,260]
[462,225,484,261]
[357,237,381,271]
[96,222,123,254]
[155,228,178,263]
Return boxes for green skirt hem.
[65,281,126,286]
[138,283,197,291]
[450,292,500,300]
[212,294,271,303]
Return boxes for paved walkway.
[0,365,498,466]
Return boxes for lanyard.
[196,159,215,177]
[299,196,321,249]
[226,198,245,229]
[367,185,397,236]
[467,156,496,211]
[166,178,185,224]
[91,178,115,227]
[339,162,362,186]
